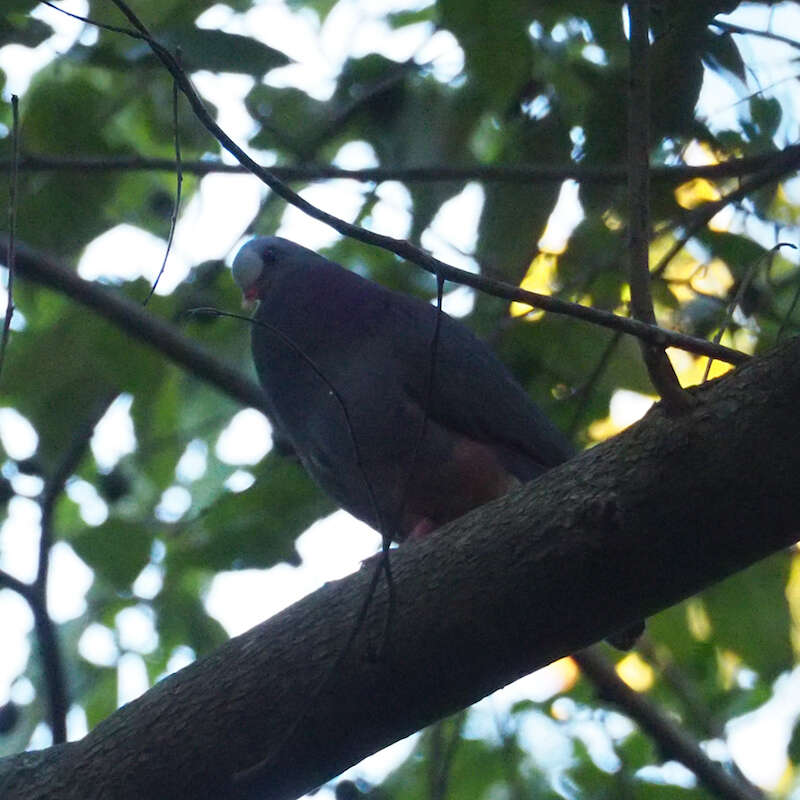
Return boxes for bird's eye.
[262,248,276,264]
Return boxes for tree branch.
[2,149,798,183]
[0,238,271,415]
[2,336,799,800]
[653,144,800,278]
[712,20,800,51]
[627,1,688,410]
[0,238,747,369]
[0,95,20,381]
[33,393,117,744]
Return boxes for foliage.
[1,0,800,798]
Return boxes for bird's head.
[232,237,275,303]
[232,236,317,304]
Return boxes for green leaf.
[246,85,331,156]
[71,519,153,590]
[153,569,228,654]
[176,454,334,571]
[439,0,533,111]
[749,96,783,143]
[702,553,793,681]
[4,68,121,256]
[0,13,52,48]
[156,27,291,76]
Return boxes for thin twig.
[232,544,392,790]
[0,238,749,376]
[702,244,793,381]
[186,306,400,788]
[776,249,800,340]
[713,19,800,51]
[567,329,623,437]
[144,60,183,304]
[627,1,688,412]
[187,308,386,538]
[392,274,446,537]
[652,144,800,279]
[0,95,20,380]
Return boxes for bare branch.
[144,66,183,304]
[0,568,34,602]
[3,150,798,183]
[713,19,800,51]
[0,239,749,386]
[653,145,800,278]
[32,394,116,744]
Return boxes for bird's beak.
[241,284,259,312]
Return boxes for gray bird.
[232,236,573,541]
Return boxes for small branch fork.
[0,394,115,744]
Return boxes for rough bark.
[2,337,800,800]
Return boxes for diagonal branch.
[0,238,270,414]
[574,649,763,800]
[653,144,800,278]
[0,237,747,368]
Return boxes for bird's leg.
[406,517,438,539]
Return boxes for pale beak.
[242,284,259,313]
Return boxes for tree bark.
[2,337,799,800]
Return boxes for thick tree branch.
[2,336,799,800]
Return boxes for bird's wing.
[381,292,575,472]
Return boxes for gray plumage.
[233,236,573,541]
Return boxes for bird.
[232,236,574,541]
[232,236,643,648]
